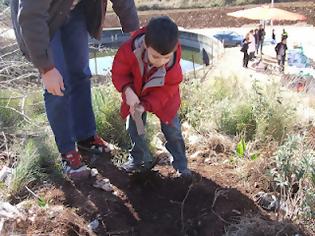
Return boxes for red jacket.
[112,28,183,124]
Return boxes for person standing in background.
[282,29,288,40]
[257,24,265,55]
[254,29,259,54]
[241,35,250,68]
[275,37,288,72]
[248,30,256,60]
[272,29,276,44]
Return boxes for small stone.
[232,209,241,215]
[191,151,202,159]
[93,179,113,192]
[90,168,99,177]
[88,219,99,231]
[254,182,259,188]
[204,158,212,164]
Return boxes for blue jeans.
[44,5,96,154]
[127,113,188,171]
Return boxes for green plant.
[0,90,25,128]
[92,86,158,154]
[10,136,61,195]
[219,102,256,140]
[93,86,130,150]
[271,135,315,219]
[235,138,258,160]
[251,80,297,143]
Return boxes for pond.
[89,47,204,75]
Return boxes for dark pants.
[278,55,285,71]
[243,52,249,67]
[257,40,264,54]
[126,113,188,172]
[44,5,96,153]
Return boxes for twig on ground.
[25,185,41,200]
[211,188,229,209]
[181,183,193,234]
[1,131,8,153]
[211,188,231,224]
[0,105,32,124]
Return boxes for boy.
[275,37,288,71]
[112,16,191,177]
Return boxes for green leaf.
[37,197,47,208]
[250,153,258,160]
[236,139,246,158]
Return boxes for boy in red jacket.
[112,16,191,177]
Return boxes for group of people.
[10,0,191,179]
[241,25,289,70]
[241,24,265,68]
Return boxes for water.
[89,47,203,75]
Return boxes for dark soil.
[16,153,305,236]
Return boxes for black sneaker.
[121,159,158,173]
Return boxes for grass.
[92,85,130,150]
[181,76,299,143]
[92,85,160,157]
[9,136,61,196]
[224,214,302,236]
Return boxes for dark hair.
[145,16,179,55]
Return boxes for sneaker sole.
[67,169,90,180]
[121,159,158,174]
[77,145,111,155]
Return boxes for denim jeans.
[44,4,96,154]
[127,113,188,171]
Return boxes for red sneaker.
[61,150,90,179]
[77,135,111,154]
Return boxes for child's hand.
[124,87,140,107]
[130,104,145,119]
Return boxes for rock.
[204,158,212,164]
[190,151,203,159]
[253,192,280,211]
[0,166,12,186]
[0,201,24,220]
[232,209,241,215]
[90,168,99,177]
[188,134,203,146]
[48,205,64,219]
[93,178,113,192]
[88,219,99,231]
[156,151,171,165]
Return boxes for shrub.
[270,135,315,219]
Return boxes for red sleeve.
[111,44,133,93]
